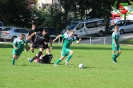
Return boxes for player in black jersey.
[26,29,53,63]
[26,24,36,53]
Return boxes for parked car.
[110,19,120,26]
[0,26,14,39]
[61,18,105,37]
[0,27,28,42]
[0,21,4,35]
[35,27,58,39]
[0,21,4,27]
[108,20,133,34]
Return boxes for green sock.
[66,54,72,62]
[112,54,115,62]
[54,58,61,64]
[12,58,15,65]
[116,53,120,59]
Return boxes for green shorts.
[12,49,22,57]
[112,44,121,51]
[61,48,70,56]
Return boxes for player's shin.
[54,58,61,64]
[37,51,42,59]
[12,58,15,65]
[112,54,116,62]
[115,53,121,59]
[66,54,72,62]
[31,55,37,62]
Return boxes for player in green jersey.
[12,34,27,65]
[53,31,81,66]
[112,25,122,63]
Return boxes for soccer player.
[26,24,36,53]
[53,30,81,66]
[112,25,122,63]
[60,29,69,46]
[26,29,53,63]
[12,34,26,65]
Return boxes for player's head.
[32,24,36,30]
[114,25,119,32]
[69,30,74,37]
[66,29,69,34]
[42,29,48,35]
[20,34,25,40]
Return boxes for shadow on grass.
[0,44,132,50]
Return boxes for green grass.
[121,38,133,45]
[0,44,133,88]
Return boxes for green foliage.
[0,0,31,27]
[0,44,133,88]
[31,5,66,32]
[0,0,117,32]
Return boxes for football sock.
[115,53,120,59]
[54,58,61,64]
[31,55,37,62]
[12,58,15,65]
[66,54,72,62]
[112,54,116,62]
[27,47,30,51]
[37,51,42,59]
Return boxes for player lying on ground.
[26,24,36,53]
[53,30,81,66]
[112,25,122,63]
[12,34,27,65]
[26,29,53,63]
[28,53,53,63]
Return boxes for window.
[0,23,2,26]
[22,29,28,33]
[2,28,11,31]
[116,21,125,26]
[14,29,21,33]
[130,21,133,24]
[66,23,78,29]
[97,20,105,27]
[76,23,84,30]
[86,22,96,28]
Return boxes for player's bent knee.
[70,51,74,55]
[119,50,122,54]
[60,56,65,60]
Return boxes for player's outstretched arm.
[26,32,36,40]
[76,38,81,44]
[53,35,62,42]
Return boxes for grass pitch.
[0,44,133,88]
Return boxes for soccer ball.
[78,64,84,69]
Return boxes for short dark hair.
[20,34,25,37]
[43,29,48,32]
[115,25,119,29]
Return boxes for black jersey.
[27,29,35,43]
[34,32,50,45]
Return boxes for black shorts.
[32,44,48,49]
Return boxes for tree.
[0,0,31,27]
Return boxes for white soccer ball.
[78,64,84,69]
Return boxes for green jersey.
[13,38,26,51]
[112,32,120,45]
[62,34,77,49]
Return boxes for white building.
[37,0,59,8]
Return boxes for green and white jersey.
[62,34,77,49]
[112,32,120,45]
[13,38,26,51]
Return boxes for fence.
[1,35,133,45]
